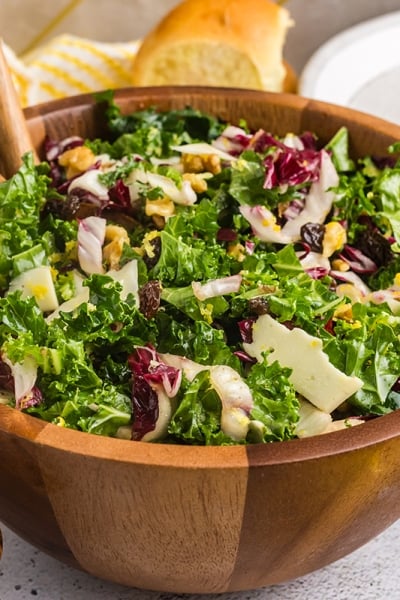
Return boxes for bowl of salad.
[1,86,400,593]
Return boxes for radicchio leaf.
[128,345,181,441]
[264,147,321,189]
[339,244,378,274]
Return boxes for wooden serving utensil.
[0,39,39,179]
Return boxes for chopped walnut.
[322,221,347,258]
[151,215,166,229]
[103,224,130,269]
[227,242,245,261]
[145,197,175,218]
[331,258,350,272]
[58,146,97,179]
[182,153,221,175]
[182,172,208,193]
[333,303,354,322]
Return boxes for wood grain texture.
[35,431,248,593]
[0,40,39,178]
[233,411,400,589]
[0,88,400,593]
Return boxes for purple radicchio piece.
[128,345,181,441]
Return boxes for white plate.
[299,11,400,123]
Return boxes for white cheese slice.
[46,259,139,323]
[107,259,139,302]
[46,289,90,323]
[8,265,59,312]
[243,314,363,413]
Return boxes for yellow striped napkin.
[5,34,141,108]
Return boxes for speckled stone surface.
[1,520,400,600]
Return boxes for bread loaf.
[131,0,296,93]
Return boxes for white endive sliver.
[159,353,207,382]
[239,205,291,244]
[210,365,254,441]
[142,388,173,443]
[192,274,242,301]
[171,142,237,163]
[298,251,331,271]
[3,355,37,403]
[331,270,371,297]
[68,169,109,199]
[144,171,197,206]
[78,216,106,274]
[159,354,253,441]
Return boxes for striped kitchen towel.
[5,34,141,107]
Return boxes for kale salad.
[1,91,400,445]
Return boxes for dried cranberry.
[300,222,325,253]
[356,228,393,267]
[42,196,81,220]
[143,236,161,269]
[248,296,269,316]
[139,280,161,319]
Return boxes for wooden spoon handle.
[0,40,39,179]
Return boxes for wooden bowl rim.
[0,85,396,467]
[23,85,400,143]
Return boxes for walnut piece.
[58,146,96,179]
[182,153,221,175]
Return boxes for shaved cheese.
[107,259,139,302]
[243,314,363,413]
[46,290,90,323]
[46,260,139,322]
[8,265,59,312]
[322,417,365,433]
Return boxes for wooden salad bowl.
[1,87,400,593]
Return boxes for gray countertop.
[1,519,400,600]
